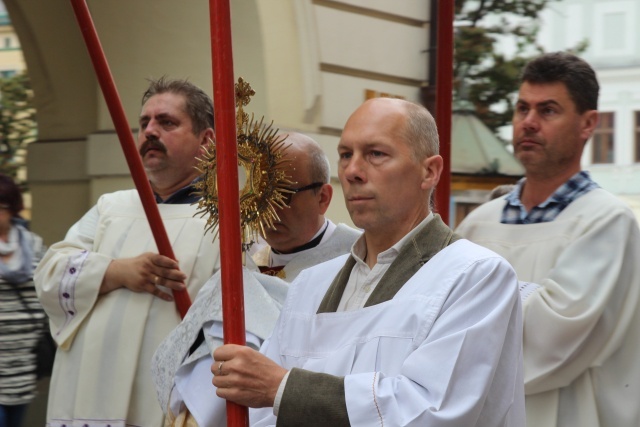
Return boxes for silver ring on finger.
[218,361,224,375]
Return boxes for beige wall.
[9,0,430,244]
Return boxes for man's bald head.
[283,132,331,185]
[263,132,333,254]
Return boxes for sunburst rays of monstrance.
[194,77,295,251]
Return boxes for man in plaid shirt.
[457,52,640,427]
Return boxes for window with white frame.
[635,111,640,163]
[594,1,636,57]
[592,112,614,164]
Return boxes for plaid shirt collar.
[154,176,203,205]
[501,170,599,224]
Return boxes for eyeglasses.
[281,182,324,205]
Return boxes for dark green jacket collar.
[317,214,460,313]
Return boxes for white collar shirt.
[268,219,332,267]
[337,213,434,312]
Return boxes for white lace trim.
[56,250,90,336]
[519,281,540,302]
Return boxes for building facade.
[5,0,434,244]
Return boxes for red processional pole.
[69,0,191,318]
[434,0,454,225]
[209,1,249,426]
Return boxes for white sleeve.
[247,317,287,427]
[522,208,640,394]
[34,204,113,349]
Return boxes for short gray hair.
[307,142,331,184]
[403,101,440,160]
[284,132,331,185]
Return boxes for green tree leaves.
[454,0,587,136]
[0,70,36,187]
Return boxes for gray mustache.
[140,138,167,156]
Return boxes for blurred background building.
[3,0,437,245]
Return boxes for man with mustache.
[208,98,525,426]
[457,52,640,427]
[150,132,360,426]
[35,77,220,427]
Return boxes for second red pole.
[209,0,249,426]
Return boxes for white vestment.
[151,221,360,426]
[456,188,640,427]
[151,269,288,427]
[34,190,220,427]
[251,239,525,426]
[251,222,361,282]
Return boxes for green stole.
[318,214,460,312]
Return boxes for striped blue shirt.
[501,171,599,224]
